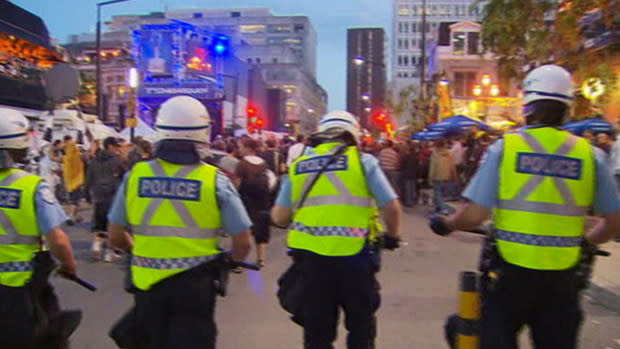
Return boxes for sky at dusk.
[11,0,393,111]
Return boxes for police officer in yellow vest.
[271,111,402,349]
[108,96,252,349]
[0,108,78,348]
[429,65,620,349]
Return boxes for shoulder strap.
[294,143,348,211]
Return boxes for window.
[397,72,402,78]
[452,32,466,55]
[398,22,403,33]
[398,5,410,16]
[454,5,460,16]
[454,72,477,97]
[398,39,403,49]
[256,58,261,63]
[403,56,409,66]
[411,22,417,33]
[404,39,409,49]
[247,58,253,63]
[193,13,203,18]
[294,24,304,32]
[273,58,278,63]
[231,11,241,17]
[411,38,417,48]
[467,32,480,54]
[240,25,266,34]
[398,56,403,66]
[403,72,408,78]
[404,22,409,33]
[267,24,293,33]
[412,5,418,15]
[412,56,417,65]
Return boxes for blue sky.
[12,0,393,111]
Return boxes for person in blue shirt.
[429,65,620,349]
[0,108,78,348]
[271,111,402,349]
[107,96,252,349]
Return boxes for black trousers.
[133,270,217,349]
[0,285,37,348]
[480,261,582,349]
[299,251,380,349]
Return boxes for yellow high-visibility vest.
[288,143,376,256]
[495,128,594,270]
[126,159,221,290]
[0,169,42,287]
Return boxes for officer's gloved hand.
[381,235,400,250]
[429,215,453,236]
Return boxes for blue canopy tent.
[427,115,489,133]
[562,118,612,135]
[411,130,445,141]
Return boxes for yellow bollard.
[456,271,480,349]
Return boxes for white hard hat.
[522,65,573,106]
[155,96,210,143]
[0,108,30,149]
[317,110,361,143]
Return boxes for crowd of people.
[34,114,620,268]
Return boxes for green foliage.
[473,0,556,84]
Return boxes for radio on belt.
[138,177,201,201]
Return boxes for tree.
[476,0,619,118]
[473,0,556,88]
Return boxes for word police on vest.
[0,188,21,209]
[516,153,582,180]
[139,178,201,201]
[296,155,348,175]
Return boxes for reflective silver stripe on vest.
[132,225,219,239]
[0,171,38,245]
[496,229,582,247]
[293,150,372,209]
[136,161,217,238]
[291,222,368,238]
[498,132,588,217]
[0,261,32,272]
[132,254,217,270]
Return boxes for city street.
[54,205,620,349]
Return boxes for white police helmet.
[522,65,573,106]
[155,96,210,143]
[0,108,30,150]
[317,111,361,143]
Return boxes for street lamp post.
[96,0,131,122]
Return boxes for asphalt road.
[54,206,620,349]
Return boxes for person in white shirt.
[286,135,306,167]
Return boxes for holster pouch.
[213,253,232,297]
[478,236,502,292]
[277,251,306,326]
[576,242,597,290]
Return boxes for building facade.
[391,0,479,96]
[434,21,520,123]
[164,8,327,133]
[346,28,387,130]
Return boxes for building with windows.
[434,21,520,123]
[391,0,479,96]
[64,8,327,133]
[346,28,387,130]
[163,8,327,134]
